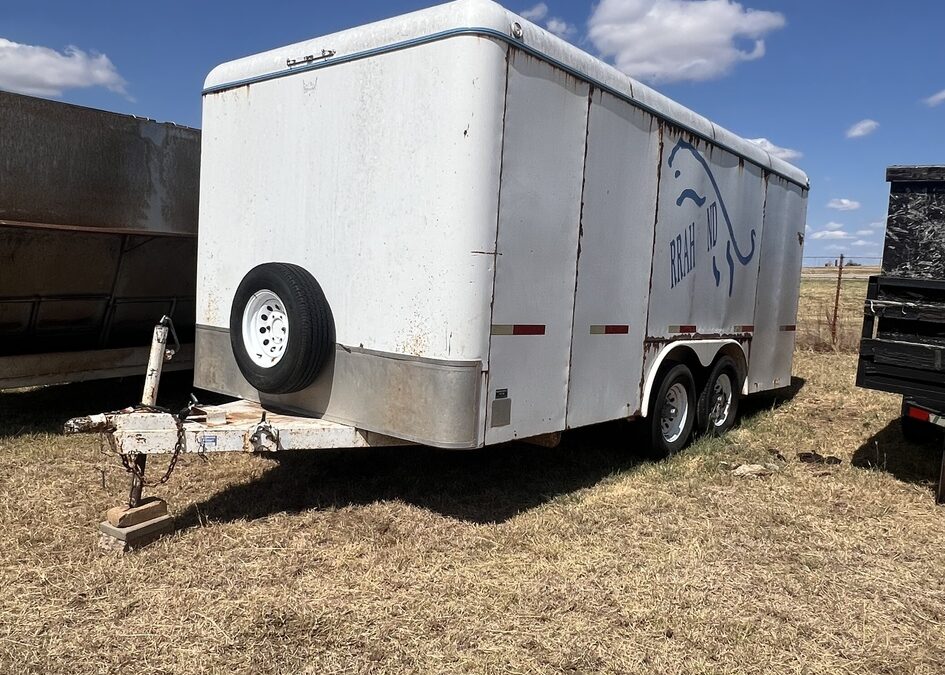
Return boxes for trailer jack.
[83,317,178,552]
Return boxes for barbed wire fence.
[798,255,883,351]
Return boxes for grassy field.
[2,278,945,674]
[796,267,873,352]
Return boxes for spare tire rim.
[660,382,689,443]
[242,289,289,368]
[710,373,734,427]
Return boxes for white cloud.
[923,88,945,107]
[822,221,844,231]
[521,3,549,21]
[811,230,851,240]
[868,219,886,229]
[748,137,801,162]
[588,0,785,83]
[545,17,577,38]
[520,4,576,40]
[0,37,128,98]
[851,239,874,247]
[846,119,879,139]
[827,198,860,211]
[854,229,874,236]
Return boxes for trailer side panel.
[564,89,660,427]
[484,51,590,443]
[747,177,806,392]
[644,133,767,342]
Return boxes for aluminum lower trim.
[194,325,483,449]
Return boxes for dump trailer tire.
[900,415,928,444]
[646,363,697,457]
[230,263,333,394]
[696,356,740,435]
[900,398,939,444]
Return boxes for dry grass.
[2,295,945,673]
[796,270,870,352]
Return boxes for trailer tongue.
[64,317,403,550]
[65,398,403,456]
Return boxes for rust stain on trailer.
[223,410,267,424]
[644,335,752,344]
[398,311,431,357]
[639,119,666,400]
[513,50,585,94]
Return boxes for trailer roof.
[204,0,809,189]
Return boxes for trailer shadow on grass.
[174,375,807,527]
[852,420,944,492]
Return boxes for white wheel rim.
[660,382,689,443]
[710,373,734,427]
[241,289,289,368]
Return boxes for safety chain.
[113,399,195,487]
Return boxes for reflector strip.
[907,404,945,427]
[668,325,697,334]
[780,324,797,332]
[491,324,546,336]
[907,406,930,422]
[590,324,630,335]
[734,325,754,333]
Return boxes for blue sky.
[2,0,943,264]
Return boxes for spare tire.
[229,262,333,394]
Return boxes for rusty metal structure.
[0,91,199,389]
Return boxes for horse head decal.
[667,139,757,296]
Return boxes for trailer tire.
[900,398,939,444]
[230,263,333,395]
[696,356,740,435]
[900,415,929,444]
[646,363,697,457]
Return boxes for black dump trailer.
[857,166,945,495]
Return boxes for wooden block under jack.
[98,514,175,553]
[106,496,168,528]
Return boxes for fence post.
[830,254,845,346]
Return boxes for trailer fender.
[640,340,748,417]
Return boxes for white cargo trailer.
[70,0,809,472]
